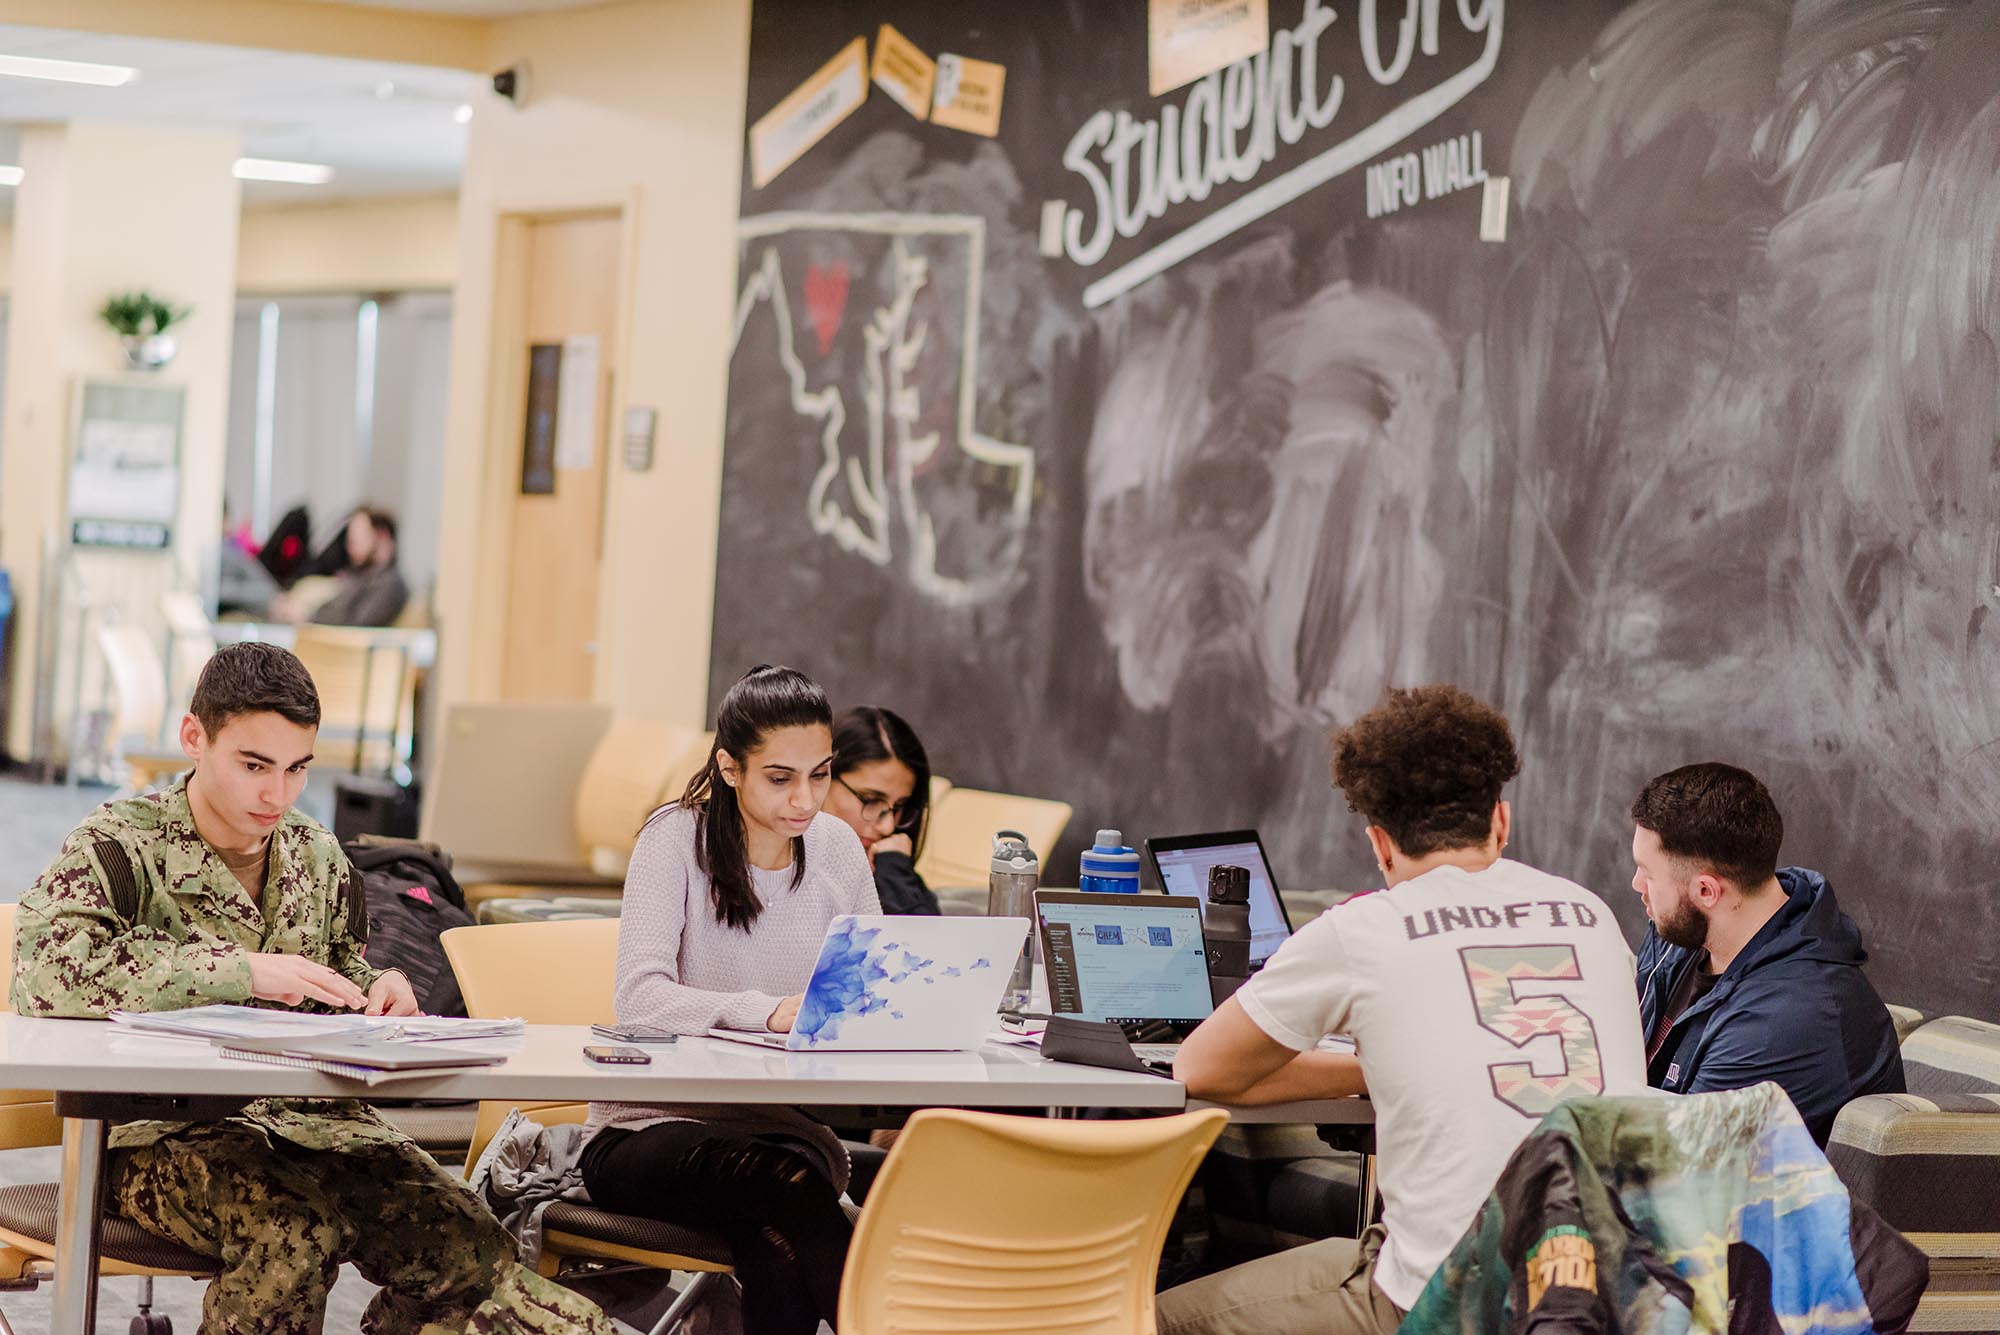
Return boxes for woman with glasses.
[824,706,939,914]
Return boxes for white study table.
[0,1015,1369,1333]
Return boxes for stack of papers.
[216,1031,510,1086]
[111,1004,524,1044]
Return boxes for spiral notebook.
[216,1033,508,1087]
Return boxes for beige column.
[1,121,242,762]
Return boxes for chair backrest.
[840,1108,1227,1335]
[94,623,168,746]
[159,591,211,642]
[441,919,621,1180]
[421,701,613,870]
[289,625,419,772]
[1901,1016,2000,1098]
[1886,1004,1925,1046]
[159,592,218,707]
[916,787,1073,889]
[573,719,700,877]
[440,919,620,1024]
[0,905,62,1151]
[663,732,715,809]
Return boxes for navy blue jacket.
[1637,867,1904,1145]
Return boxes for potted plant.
[99,292,189,371]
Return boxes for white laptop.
[708,915,1029,1052]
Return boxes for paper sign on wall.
[931,53,1006,137]
[1149,0,1271,96]
[68,380,184,549]
[554,333,600,472]
[749,36,869,188]
[871,24,935,121]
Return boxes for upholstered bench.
[1829,1014,2000,1332]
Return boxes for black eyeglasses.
[835,776,912,826]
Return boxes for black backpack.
[343,838,475,1016]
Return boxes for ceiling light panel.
[0,52,139,87]
[232,157,333,184]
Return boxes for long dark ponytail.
[832,706,933,859]
[668,664,832,931]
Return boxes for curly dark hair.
[189,642,321,738]
[1630,763,1782,888]
[1331,685,1520,856]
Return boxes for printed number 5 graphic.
[1459,945,1604,1118]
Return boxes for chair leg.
[0,1301,14,1335]
[643,1271,719,1335]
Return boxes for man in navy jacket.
[1629,762,1904,1144]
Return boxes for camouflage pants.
[109,1122,616,1335]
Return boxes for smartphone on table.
[590,1023,680,1044]
[582,1045,651,1065]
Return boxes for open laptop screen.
[1147,832,1293,967]
[1035,892,1211,1028]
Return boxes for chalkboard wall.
[711,0,2000,1021]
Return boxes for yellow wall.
[432,0,752,730]
[4,0,490,70]
[0,196,459,297]
[236,196,459,293]
[0,121,242,756]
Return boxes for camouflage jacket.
[11,776,402,1152]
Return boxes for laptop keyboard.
[1132,1044,1180,1064]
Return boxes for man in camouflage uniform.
[13,643,614,1335]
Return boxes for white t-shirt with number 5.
[1237,858,1649,1311]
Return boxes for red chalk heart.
[803,262,849,356]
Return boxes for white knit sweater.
[582,804,880,1188]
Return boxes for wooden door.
[501,212,620,702]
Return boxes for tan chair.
[90,623,187,794]
[915,787,1074,889]
[458,725,711,914]
[0,906,219,1333]
[158,591,217,719]
[440,922,734,1334]
[290,625,425,777]
[840,1107,1227,1335]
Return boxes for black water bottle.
[1205,864,1253,1003]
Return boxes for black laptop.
[1143,829,1296,970]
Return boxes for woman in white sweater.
[580,665,879,1335]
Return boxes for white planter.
[119,333,176,371]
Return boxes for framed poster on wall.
[67,378,184,550]
[520,342,562,495]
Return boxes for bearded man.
[1630,762,1904,1143]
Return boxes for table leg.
[1354,1152,1377,1236]
[52,1113,107,1335]
[354,647,377,774]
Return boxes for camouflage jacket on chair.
[11,775,403,1152]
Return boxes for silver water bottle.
[987,830,1039,1013]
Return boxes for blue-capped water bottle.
[1079,829,1141,894]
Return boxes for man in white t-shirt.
[1157,685,1650,1335]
